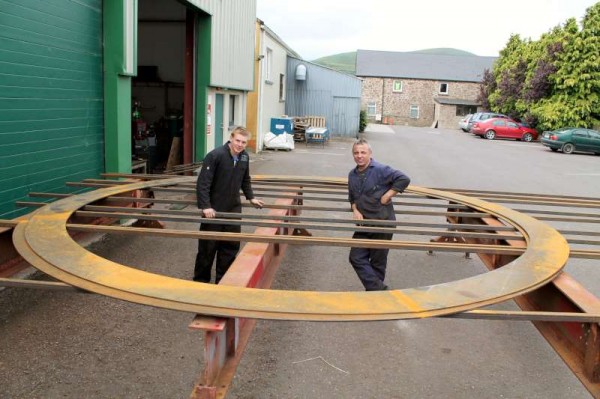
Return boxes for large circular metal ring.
[13,176,569,321]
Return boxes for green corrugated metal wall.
[0,0,104,219]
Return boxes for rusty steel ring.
[12,176,569,321]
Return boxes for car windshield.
[555,127,573,133]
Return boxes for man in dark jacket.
[194,126,264,284]
[348,138,410,291]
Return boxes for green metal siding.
[0,0,104,219]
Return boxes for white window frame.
[279,73,285,101]
[410,105,419,119]
[392,80,403,93]
[367,102,377,116]
[265,47,273,83]
[439,82,449,94]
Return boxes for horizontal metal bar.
[66,181,123,188]
[559,230,600,237]
[101,197,490,218]
[82,179,137,185]
[101,173,175,180]
[153,187,472,209]
[447,309,600,323]
[75,210,524,241]
[536,216,600,224]
[433,187,600,203]
[66,223,527,255]
[515,208,600,219]
[15,201,47,208]
[570,250,600,259]
[568,239,600,246]
[0,219,19,228]
[0,277,84,292]
[28,192,73,198]
[83,205,517,232]
[477,196,600,209]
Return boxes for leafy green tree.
[359,110,367,132]
[481,3,600,130]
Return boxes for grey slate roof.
[356,49,496,83]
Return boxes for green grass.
[312,48,478,75]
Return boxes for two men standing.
[194,130,409,292]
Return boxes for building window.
[367,102,376,116]
[393,80,403,92]
[439,83,449,94]
[455,105,477,116]
[279,74,285,101]
[410,105,419,119]
[265,47,273,83]
[229,95,236,126]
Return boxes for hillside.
[310,51,357,74]
[312,48,477,75]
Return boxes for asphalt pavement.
[1,124,597,398]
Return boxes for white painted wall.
[257,28,290,150]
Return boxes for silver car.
[458,114,473,132]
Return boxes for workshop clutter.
[264,117,295,150]
[131,98,183,173]
[264,115,328,151]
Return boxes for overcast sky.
[256,0,597,60]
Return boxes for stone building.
[356,50,496,129]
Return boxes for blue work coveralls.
[348,160,410,290]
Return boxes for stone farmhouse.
[356,49,496,129]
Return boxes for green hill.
[311,51,357,75]
[410,48,476,56]
[312,48,478,75]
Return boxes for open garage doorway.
[132,0,196,173]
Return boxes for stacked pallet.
[292,116,326,142]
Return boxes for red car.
[471,118,538,141]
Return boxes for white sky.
[256,0,597,60]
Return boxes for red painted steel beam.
[189,195,298,399]
[454,214,600,397]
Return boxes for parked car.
[541,127,600,154]
[458,114,473,132]
[471,117,539,141]
[467,112,508,132]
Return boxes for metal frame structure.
[0,174,599,397]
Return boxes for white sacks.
[263,132,295,150]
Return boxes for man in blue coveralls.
[347,138,411,291]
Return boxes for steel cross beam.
[437,211,600,396]
[188,194,300,399]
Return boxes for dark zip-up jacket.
[196,142,254,212]
[348,159,410,220]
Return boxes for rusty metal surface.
[10,176,570,321]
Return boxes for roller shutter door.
[0,0,103,218]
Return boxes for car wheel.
[550,148,558,152]
[562,143,575,154]
[522,133,533,142]
[485,130,496,140]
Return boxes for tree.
[480,3,600,131]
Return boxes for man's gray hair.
[352,138,371,151]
